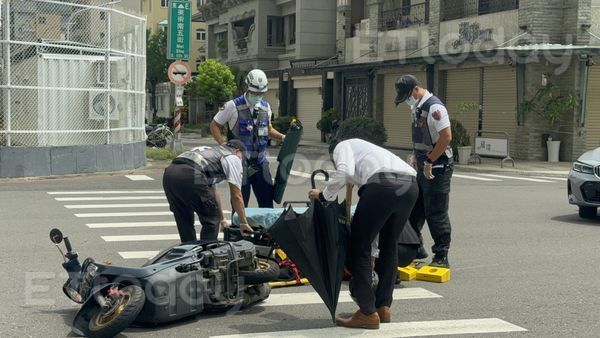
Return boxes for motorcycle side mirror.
[50,228,64,244]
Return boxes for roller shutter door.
[297,87,323,142]
[482,67,517,154]
[586,67,600,149]
[264,78,280,117]
[445,68,481,142]
[382,71,425,148]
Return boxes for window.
[196,28,206,41]
[287,14,296,45]
[267,16,285,47]
[197,0,206,7]
[160,0,168,8]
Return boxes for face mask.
[247,94,262,106]
[405,95,417,107]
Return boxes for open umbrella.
[270,170,350,322]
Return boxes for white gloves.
[424,161,435,180]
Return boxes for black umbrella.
[270,170,350,322]
[273,120,303,204]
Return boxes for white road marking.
[452,174,501,182]
[104,233,224,242]
[75,211,230,217]
[263,288,441,307]
[56,196,167,201]
[211,318,527,338]
[65,203,170,209]
[87,221,177,228]
[477,174,552,183]
[125,175,154,181]
[290,170,329,180]
[535,176,567,181]
[48,190,164,195]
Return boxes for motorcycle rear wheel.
[87,285,145,338]
[240,258,280,285]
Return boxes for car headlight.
[573,162,594,174]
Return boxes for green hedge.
[336,117,387,145]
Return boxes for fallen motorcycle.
[49,228,278,337]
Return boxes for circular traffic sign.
[168,61,192,85]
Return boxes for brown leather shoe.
[335,310,380,329]
[377,306,391,323]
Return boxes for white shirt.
[411,90,451,144]
[213,95,273,130]
[322,139,417,201]
[189,146,244,189]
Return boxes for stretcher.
[225,204,423,286]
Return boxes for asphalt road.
[1,157,599,338]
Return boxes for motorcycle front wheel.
[87,285,145,338]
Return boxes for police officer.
[308,138,418,329]
[162,140,253,242]
[210,69,285,208]
[394,74,453,268]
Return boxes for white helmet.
[245,69,268,93]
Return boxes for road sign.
[168,61,192,85]
[167,0,192,60]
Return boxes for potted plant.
[519,81,577,162]
[450,118,471,165]
[453,101,477,164]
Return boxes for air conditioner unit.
[88,91,124,120]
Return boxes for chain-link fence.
[0,0,146,147]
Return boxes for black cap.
[394,74,419,106]
[224,139,246,158]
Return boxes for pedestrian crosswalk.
[47,186,528,337]
[290,171,565,183]
[211,318,527,337]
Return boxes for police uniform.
[162,144,243,242]
[321,139,418,320]
[408,90,454,264]
[213,95,274,208]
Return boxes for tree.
[146,29,169,120]
[190,59,236,108]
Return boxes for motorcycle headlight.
[63,283,83,303]
[78,263,98,300]
[573,162,594,174]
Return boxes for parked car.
[568,147,600,219]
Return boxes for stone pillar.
[428,0,441,57]
[336,0,351,63]
[366,0,383,58]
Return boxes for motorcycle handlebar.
[64,236,73,252]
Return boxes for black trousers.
[162,162,220,242]
[242,160,274,208]
[409,164,453,256]
[349,176,418,315]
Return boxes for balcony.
[442,0,518,21]
[381,1,429,31]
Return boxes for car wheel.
[578,206,597,219]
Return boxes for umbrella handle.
[311,169,329,189]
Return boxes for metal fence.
[0,0,146,147]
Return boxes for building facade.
[194,0,600,160]
[331,0,600,161]
[193,0,338,141]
